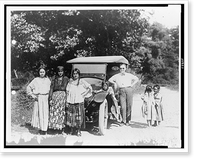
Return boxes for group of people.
[141,84,164,127]
[108,63,164,127]
[27,66,92,136]
[26,62,163,137]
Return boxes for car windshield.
[81,77,102,91]
[73,64,106,79]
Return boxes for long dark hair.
[56,66,65,77]
[38,65,47,77]
[72,68,81,85]
[144,85,152,93]
[153,84,160,90]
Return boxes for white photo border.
[1,1,188,153]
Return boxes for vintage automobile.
[66,56,129,135]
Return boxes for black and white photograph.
[2,1,188,153]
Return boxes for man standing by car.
[108,63,139,126]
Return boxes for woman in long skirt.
[48,66,69,133]
[65,68,92,136]
[27,66,51,135]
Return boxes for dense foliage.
[11,10,179,85]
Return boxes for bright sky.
[143,5,181,28]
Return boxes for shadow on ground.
[21,123,66,135]
[20,123,39,135]
[20,120,150,137]
[129,121,148,128]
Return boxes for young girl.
[27,66,51,135]
[153,85,164,126]
[95,81,122,122]
[141,85,157,127]
[48,66,69,133]
[65,68,92,136]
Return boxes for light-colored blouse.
[66,78,92,104]
[109,72,138,88]
[27,77,51,98]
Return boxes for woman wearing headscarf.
[48,66,69,133]
[65,68,92,136]
[27,66,51,135]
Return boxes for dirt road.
[7,87,181,147]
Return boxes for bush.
[11,78,28,90]
[11,71,35,90]
[11,88,34,125]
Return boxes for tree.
[138,22,179,85]
[11,9,150,75]
[11,12,45,72]
[11,10,82,74]
[11,10,179,86]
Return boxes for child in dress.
[153,85,164,126]
[141,85,157,127]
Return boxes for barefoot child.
[153,84,164,126]
[141,85,157,126]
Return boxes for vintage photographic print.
[2,1,188,152]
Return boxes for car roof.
[66,55,129,65]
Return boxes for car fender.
[93,91,108,103]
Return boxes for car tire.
[98,99,108,135]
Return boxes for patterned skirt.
[65,102,85,129]
[48,91,66,130]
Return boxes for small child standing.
[141,85,157,127]
[153,85,164,126]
